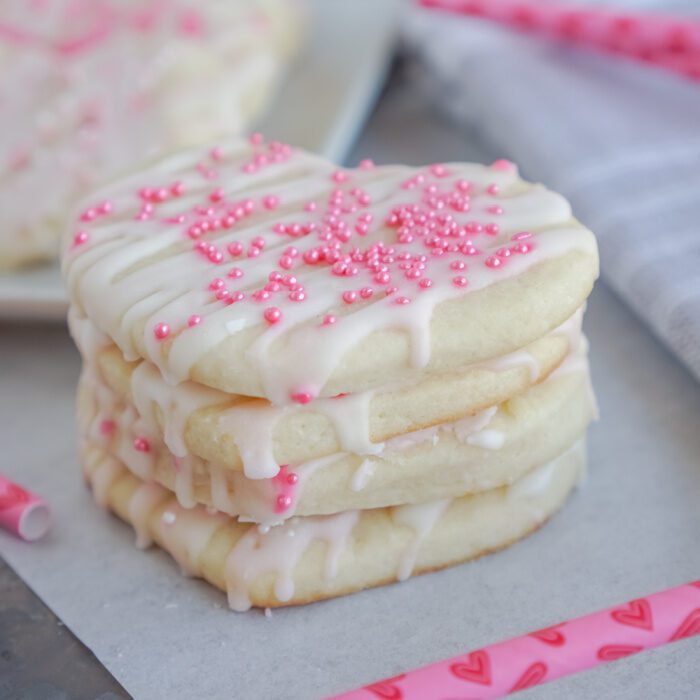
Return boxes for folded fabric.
[404,2,700,382]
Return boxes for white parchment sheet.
[2,90,699,699]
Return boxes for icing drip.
[128,481,168,549]
[173,456,197,509]
[392,499,450,581]
[210,463,237,514]
[481,349,540,382]
[224,510,359,611]
[217,402,285,479]
[350,458,377,492]
[466,429,506,450]
[157,502,228,577]
[130,361,226,459]
[507,442,584,522]
[90,455,123,507]
[113,407,156,480]
[452,406,498,442]
[312,391,383,456]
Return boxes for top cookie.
[1,0,300,268]
[63,136,598,403]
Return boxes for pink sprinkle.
[513,242,533,254]
[73,230,89,247]
[456,179,472,193]
[450,260,466,270]
[80,208,96,222]
[395,296,411,305]
[279,255,294,270]
[418,278,433,290]
[249,132,264,146]
[359,287,374,299]
[452,276,468,288]
[263,195,279,210]
[492,159,515,171]
[209,278,225,291]
[275,495,292,512]
[98,201,112,214]
[290,391,314,404]
[247,246,261,258]
[430,164,449,178]
[485,223,500,236]
[210,146,224,161]
[359,159,375,170]
[209,187,224,202]
[289,290,306,302]
[227,241,244,257]
[485,256,503,269]
[304,200,317,212]
[251,236,266,249]
[497,247,512,258]
[188,315,202,327]
[133,437,150,452]
[512,231,532,241]
[252,289,270,302]
[153,322,170,340]
[286,473,299,485]
[486,183,500,196]
[227,267,244,279]
[487,205,504,215]
[100,419,115,435]
[263,307,282,324]
[323,314,337,326]
[342,291,357,304]
[170,181,185,197]
[332,170,349,183]
[215,288,230,301]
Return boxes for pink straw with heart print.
[0,474,51,541]
[420,0,700,81]
[329,580,700,699]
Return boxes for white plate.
[0,0,400,322]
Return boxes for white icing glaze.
[128,481,168,549]
[172,456,197,509]
[209,462,238,514]
[217,401,286,479]
[507,441,584,522]
[481,349,540,382]
[63,138,597,405]
[350,458,378,492]
[130,361,227,458]
[224,510,359,611]
[466,429,506,450]
[312,390,383,456]
[392,499,450,581]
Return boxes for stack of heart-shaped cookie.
[63,135,598,610]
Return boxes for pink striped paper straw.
[330,581,700,699]
[420,0,700,80]
[0,474,51,541]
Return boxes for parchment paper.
[1,81,699,700]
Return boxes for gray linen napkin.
[404,3,700,381]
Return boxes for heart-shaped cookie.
[64,135,598,403]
